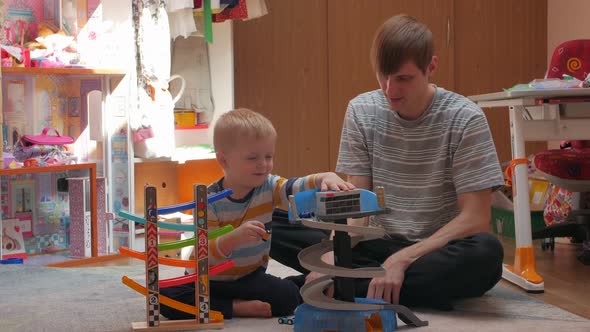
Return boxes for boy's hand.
[219,220,268,255]
[318,172,356,191]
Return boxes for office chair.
[531,39,590,265]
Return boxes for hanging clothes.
[131,0,176,159]
[213,0,248,22]
[243,0,269,21]
[167,0,197,39]
[212,0,268,23]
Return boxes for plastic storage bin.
[491,206,546,239]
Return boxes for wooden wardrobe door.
[327,0,455,170]
[454,0,548,163]
[233,0,330,177]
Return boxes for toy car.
[278,316,294,325]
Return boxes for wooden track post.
[144,186,160,327]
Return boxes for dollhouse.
[0,0,251,261]
[0,0,127,260]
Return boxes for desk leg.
[503,106,544,292]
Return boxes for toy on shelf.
[288,188,428,332]
[117,185,233,331]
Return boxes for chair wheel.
[541,238,554,251]
[577,250,590,265]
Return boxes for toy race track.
[117,186,232,331]
[289,188,428,331]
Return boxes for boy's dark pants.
[269,209,504,309]
[160,267,302,319]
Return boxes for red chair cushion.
[547,39,590,81]
[534,148,590,180]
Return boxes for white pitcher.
[134,75,186,159]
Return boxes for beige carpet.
[1,260,588,332]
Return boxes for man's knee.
[468,232,504,266]
[463,233,504,291]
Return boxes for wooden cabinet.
[453,0,548,162]
[325,0,454,169]
[233,0,331,177]
[234,0,548,177]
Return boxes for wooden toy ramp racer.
[289,188,428,328]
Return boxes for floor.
[499,236,590,319]
[28,235,590,320]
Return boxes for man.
[309,14,505,309]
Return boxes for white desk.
[469,88,590,292]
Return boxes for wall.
[547,0,590,66]
[546,0,590,149]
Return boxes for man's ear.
[427,55,438,76]
[216,152,228,169]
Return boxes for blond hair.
[370,14,433,75]
[213,108,277,153]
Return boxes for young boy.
[160,108,354,320]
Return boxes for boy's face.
[217,136,275,189]
[376,56,437,120]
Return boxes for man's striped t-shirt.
[336,87,504,242]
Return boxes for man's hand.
[317,172,356,191]
[367,251,411,304]
[218,220,267,255]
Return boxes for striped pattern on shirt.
[205,174,316,281]
[336,87,504,242]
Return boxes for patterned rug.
[0,260,588,332]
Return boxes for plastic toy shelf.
[1,67,127,76]
[0,162,98,257]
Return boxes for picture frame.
[43,0,62,29]
[43,0,56,21]
[9,179,37,236]
[68,97,80,117]
[1,218,26,258]
[14,212,33,238]
[6,80,25,113]
[58,96,67,116]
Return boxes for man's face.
[376,57,437,120]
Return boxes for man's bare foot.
[233,299,272,318]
